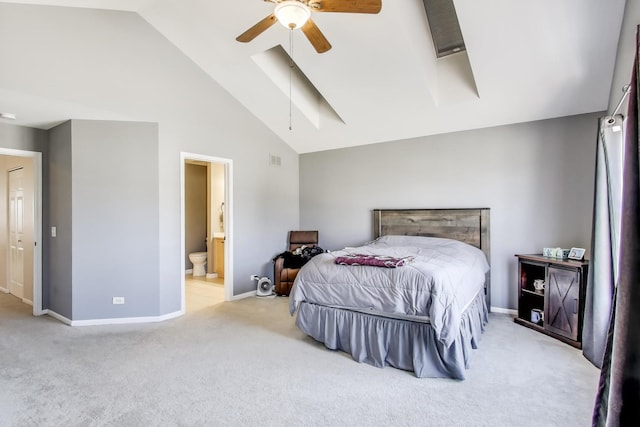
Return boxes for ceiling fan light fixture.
[275,1,311,29]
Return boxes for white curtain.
[582,115,624,368]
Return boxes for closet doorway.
[0,149,43,316]
[180,153,233,313]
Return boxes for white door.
[9,168,25,299]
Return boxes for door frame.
[180,152,233,311]
[0,148,43,316]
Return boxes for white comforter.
[289,235,490,347]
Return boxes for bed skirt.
[294,291,488,379]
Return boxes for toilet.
[188,252,208,277]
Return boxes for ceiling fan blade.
[301,19,332,53]
[311,0,382,14]
[236,14,277,43]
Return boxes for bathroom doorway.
[180,153,233,313]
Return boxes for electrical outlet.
[250,274,259,281]
[112,297,125,305]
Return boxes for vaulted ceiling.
[0,0,627,153]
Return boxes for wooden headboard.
[373,208,491,309]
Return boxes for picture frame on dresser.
[568,247,586,260]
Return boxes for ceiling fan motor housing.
[274,1,311,29]
[236,0,382,53]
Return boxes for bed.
[289,208,491,379]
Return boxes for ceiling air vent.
[422,0,466,58]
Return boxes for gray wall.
[48,121,73,318]
[0,123,48,153]
[608,0,640,113]
[48,120,160,321]
[71,120,159,320]
[185,163,207,269]
[2,2,613,320]
[300,113,600,310]
[1,4,300,319]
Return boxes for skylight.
[252,45,343,129]
[422,0,466,58]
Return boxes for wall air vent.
[269,154,282,167]
[422,0,466,58]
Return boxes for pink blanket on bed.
[334,254,414,268]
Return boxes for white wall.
[0,4,299,319]
[300,113,600,310]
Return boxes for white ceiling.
[0,0,627,153]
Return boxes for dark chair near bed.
[274,230,319,296]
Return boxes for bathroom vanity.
[214,236,224,278]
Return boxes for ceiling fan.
[236,0,382,54]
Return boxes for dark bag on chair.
[273,230,319,296]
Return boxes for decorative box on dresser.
[514,254,589,348]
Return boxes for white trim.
[44,309,184,326]
[231,290,257,301]
[22,298,33,306]
[491,306,517,315]
[44,309,72,325]
[0,286,8,293]
[185,268,193,274]
[69,310,184,326]
[32,153,43,315]
[180,152,234,313]
[180,157,185,314]
[205,272,218,279]
[0,148,43,316]
[223,160,233,302]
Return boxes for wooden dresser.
[515,254,589,348]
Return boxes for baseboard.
[22,298,33,306]
[206,273,218,279]
[44,309,72,325]
[185,269,193,274]
[231,290,257,301]
[0,286,8,293]
[491,306,517,316]
[70,310,184,326]
[44,309,184,326]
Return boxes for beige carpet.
[0,291,599,426]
